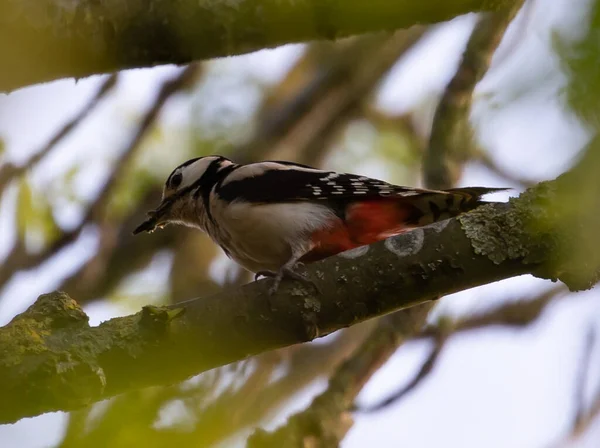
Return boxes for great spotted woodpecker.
[133,156,505,293]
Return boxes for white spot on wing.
[384,229,425,257]
[322,173,340,181]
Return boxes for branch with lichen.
[1,0,520,92]
[1,163,598,424]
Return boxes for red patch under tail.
[301,199,414,263]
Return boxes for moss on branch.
[0,293,183,422]
[0,173,598,423]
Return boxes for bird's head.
[133,155,234,234]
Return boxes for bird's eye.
[170,172,183,189]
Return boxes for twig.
[554,327,600,446]
[567,382,600,445]
[573,328,596,430]
[234,27,428,166]
[247,305,433,447]
[420,285,567,338]
[353,334,447,413]
[0,64,202,293]
[188,325,372,447]
[56,187,179,304]
[353,285,565,413]
[86,64,201,222]
[0,74,118,198]
[423,2,525,189]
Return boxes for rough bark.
[1,171,598,424]
[1,0,518,92]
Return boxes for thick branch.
[1,0,517,92]
[1,175,597,423]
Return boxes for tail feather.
[302,186,508,263]
[409,187,509,226]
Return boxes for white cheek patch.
[384,228,425,257]
[321,173,340,181]
[180,158,218,189]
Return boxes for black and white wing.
[216,161,434,203]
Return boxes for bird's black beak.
[132,215,161,235]
[132,199,173,235]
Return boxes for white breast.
[207,199,338,273]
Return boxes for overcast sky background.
[1,0,599,446]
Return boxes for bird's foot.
[254,263,320,295]
[267,266,320,296]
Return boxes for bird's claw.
[254,271,276,282]
[254,266,320,296]
[269,268,320,296]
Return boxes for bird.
[133,156,505,294]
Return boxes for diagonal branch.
[1,171,598,423]
[352,284,566,413]
[248,306,432,447]
[353,335,447,413]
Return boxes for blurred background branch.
[0,74,119,198]
[424,1,524,189]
